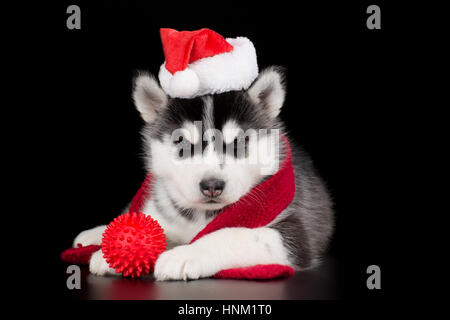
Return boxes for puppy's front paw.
[89,250,118,276]
[153,245,218,281]
[73,225,107,247]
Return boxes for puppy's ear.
[133,72,168,123]
[247,66,286,119]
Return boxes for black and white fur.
[73,67,334,280]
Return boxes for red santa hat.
[158,28,259,99]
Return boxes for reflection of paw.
[73,226,106,247]
[89,250,118,276]
[153,245,218,281]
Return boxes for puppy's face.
[133,67,286,211]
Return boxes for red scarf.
[62,137,296,279]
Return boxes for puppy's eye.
[227,135,249,158]
[173,136,193,158]
[174,136,192,146]
[173,136,184,145]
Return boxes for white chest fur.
[140,182,215,248]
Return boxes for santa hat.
[158,28,259,99]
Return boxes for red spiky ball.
[101,212,167,278]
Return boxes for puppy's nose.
[199,178,225,198]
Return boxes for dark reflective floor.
[64,258,342,300]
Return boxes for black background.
[17,0,424,304]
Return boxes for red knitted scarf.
[62,137,296,279]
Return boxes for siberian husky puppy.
[74,67,334,280]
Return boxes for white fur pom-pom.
[169,68,200,98]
